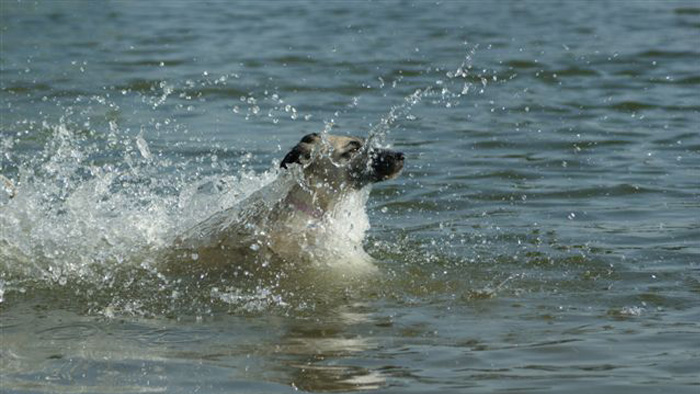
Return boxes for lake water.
[1,1,699,393]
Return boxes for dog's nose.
[395,151,405,161]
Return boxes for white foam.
[0,124,275,283]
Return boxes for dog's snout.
[370,149,403,161]
[365,149,405,183]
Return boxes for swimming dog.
[165,133,404,278]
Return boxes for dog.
[164,133,404,279]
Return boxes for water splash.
[0,115,287,314]
[0,119,379,316]
[365,44,484,148]
[0,45,492,316]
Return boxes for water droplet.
[135,135,152,160]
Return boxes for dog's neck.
[283,184,334,220]
[284,194,325,219]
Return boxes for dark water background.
[1,1,699,393]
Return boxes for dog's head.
[280,133,404,190]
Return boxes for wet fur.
[164,133,404,278]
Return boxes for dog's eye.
[342,145,360,158]
[342,141,362,157]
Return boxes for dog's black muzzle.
[369,149,405,182]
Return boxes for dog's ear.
[280,133,320,169]
[299,133,320,144]
[280,144,308,169]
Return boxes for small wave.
[106,58,189,68]
[552,66,599,77]
[2,82,53,94]
[505,59,539,69]
[637,49,700,59]
[654,75,700,85]
[609,101,657,111]
[270,55,319,65]
[674,7,700,15]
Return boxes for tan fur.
[164,133,404,278]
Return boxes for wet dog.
[165,133,404,278]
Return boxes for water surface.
[1,1,699,393]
